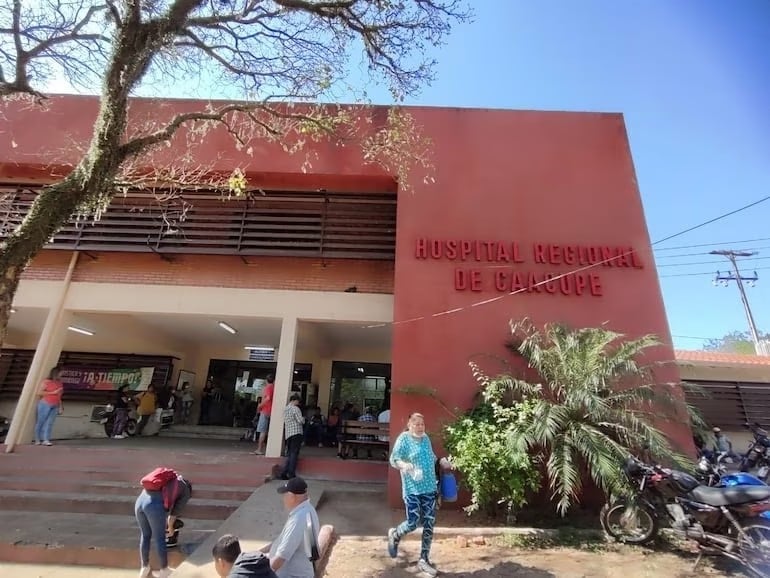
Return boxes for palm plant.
[471,318,693,515]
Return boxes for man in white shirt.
[268,477,320,578]
[278,394,304,480]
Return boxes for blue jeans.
[394,492,437,561]
[280,434,303,478]
[34,401,58,442]
[134,490,167,568]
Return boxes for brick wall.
[21,250,394,294]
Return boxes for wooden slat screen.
[0,349,35,401]
[685,380,770,430]
[0,187,397,260]
[0,350,174,403]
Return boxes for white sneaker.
[113,434,126,439]
[138,567,151,578]
[153,568,173,578]
[417,558,438,577]
[33,441,41,445]
[42,441,53,446]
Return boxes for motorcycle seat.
[688,484,770,507]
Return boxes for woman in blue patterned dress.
[386,412,439,577]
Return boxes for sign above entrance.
[59,366,155,391]
[414,238,644,297]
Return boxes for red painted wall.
[388,108,688,505]
[0,97,687,506]
[0,95,394,192]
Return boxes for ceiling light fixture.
[10,308,16,314]
[243,345,275,351]
[68,325,94,336]
[218,321,237,334]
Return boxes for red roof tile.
[675,350,770,366]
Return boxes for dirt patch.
[321,536,735,577]
[317,490,741,578]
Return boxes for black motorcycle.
[601,456,770,577]
[94,403,138,438]
[742,423,770,482]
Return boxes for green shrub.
[472,318,694,515]
[444,400,540,522]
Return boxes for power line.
[657,255,770,268]
[672,334,767,342]
[654,245,770,260]
[654,237,770,252]
[651,195,770,247]
[364,195,770,328]
[660,265,770,279]
[710,250,763,350]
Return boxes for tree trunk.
[0,4,203,349]
[0,266,21,347]
[0,167,118,349]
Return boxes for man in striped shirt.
[278,394,305,480]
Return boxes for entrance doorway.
[328,361,391,416]
[203,359,312,426]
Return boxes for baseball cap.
[713,427,721,433]
[276,477,307,495]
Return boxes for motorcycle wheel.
[600,501,659,545]
[739,520,770,578]
[125,419,138,437]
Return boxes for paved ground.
[51,436,253,452]
[50,436,343,458]
[0,563,136,577]
[1,479,745,578]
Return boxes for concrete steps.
[0,441,269,569]
[0,437,388,570]
[0,477,254,501]
[0,476,254,502]
[0,490,242,519]
[160,425,244,440]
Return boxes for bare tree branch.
[0,0,471,344]
[118,103,284,158]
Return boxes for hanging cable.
[653,237,770,252]
[660,265,770,279]
[362,195,770,328]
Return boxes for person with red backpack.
[135,467,192,578]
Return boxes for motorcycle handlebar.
[625,456,666,477]
[745,422,768,435]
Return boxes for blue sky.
[374,0,770,350]
[44,1,770,350]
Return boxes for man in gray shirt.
[268,477,320,578]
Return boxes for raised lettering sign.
[415,238,644,297]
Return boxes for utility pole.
[711,249,763,353]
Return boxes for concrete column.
[315,358,333,414]
[266,316,298,458]
[5,252,79,452]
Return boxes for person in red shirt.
[252,375,275,455]
[34,367,64,446]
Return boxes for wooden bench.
[340,419,390,458]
